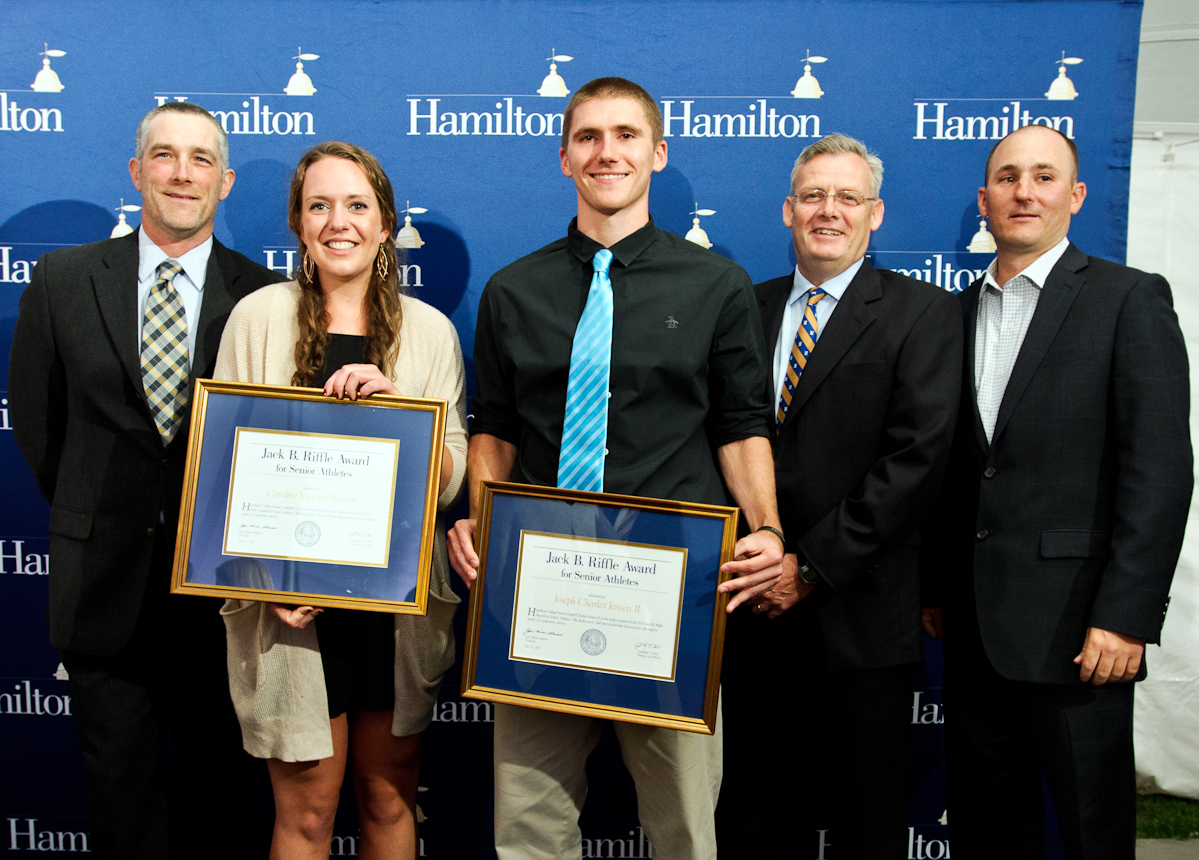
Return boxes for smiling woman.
[299,157,389,299]
[212,141,468,860]
[288,143,407,392]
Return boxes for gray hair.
[134,102,229,171]
[789,133,883,197]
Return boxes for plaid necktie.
[140,259,190,445]
[557,249,614,492]
[776,287,826,432]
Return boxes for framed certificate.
[461,481,739,734]
[171,379,446,613]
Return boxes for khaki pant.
[493,700,722,860]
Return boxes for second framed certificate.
[461,481,739,734]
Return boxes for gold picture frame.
[461,481,739,734]
[170,379,446,614]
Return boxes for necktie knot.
[807,287,826,307]
[156,259,182,283]
[593,248,613,277]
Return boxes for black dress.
[312,334,397,717]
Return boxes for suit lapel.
[757,275,789,352]
[959,284,990,452]
[757,274,790,425]
[991,244,1087,443]
[192,240,238,377]
[783,260,878,420]
[93,232,143,399]
[95,234,244,411]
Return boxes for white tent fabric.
[1128,135,1199,800]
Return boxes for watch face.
[799,564,818,585]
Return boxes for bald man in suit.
[924,124,1191,859]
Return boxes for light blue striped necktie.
[557,248,614,492]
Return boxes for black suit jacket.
[926,244,1192,684]
[8,230,283,655]
[760,259,961,670]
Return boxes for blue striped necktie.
[776,287,826,432]
[557,248,614,492]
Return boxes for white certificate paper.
[223,428,400,567]
[510,531,687,680]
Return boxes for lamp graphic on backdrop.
[685,205,716,249]
[791,51,826,99]
[537,51,572,97]
[31,43,65,92]
[1045,52,1082,100]
[111,200,141,238]
[967,219,996,254]
[395,202,428,249]
[284,49,319,96]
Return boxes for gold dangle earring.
[376,245,390,281]
[302,248,314,283]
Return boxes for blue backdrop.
[1,1,1141,856]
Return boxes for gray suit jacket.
[8,230,283,655]
[925,243,1192,683]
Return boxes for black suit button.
[983,466,996,478]
[146,527,156,538]
[976,529,989,540]
[161,459,170,470]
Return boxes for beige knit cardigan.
[213,281,468,762]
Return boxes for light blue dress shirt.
[772,256,866,407]
[974,236,1070,441]
[136,228,212,369]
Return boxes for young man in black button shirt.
[448,76,784,860]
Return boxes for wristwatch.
[797,554,819,586]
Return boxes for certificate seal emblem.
[295,521,321,548]
[580,628,607,656]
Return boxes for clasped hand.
[715,533,786,614]
[323,363,399,401]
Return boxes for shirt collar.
[567,216,659,269]
[983,236,1070,292]
[788,256,865,307]
[137,227,213,291]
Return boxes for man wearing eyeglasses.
[715,133,961,860]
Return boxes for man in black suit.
[924,124,1191,859]
[8,101,282,860]
[716,133,961,859]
